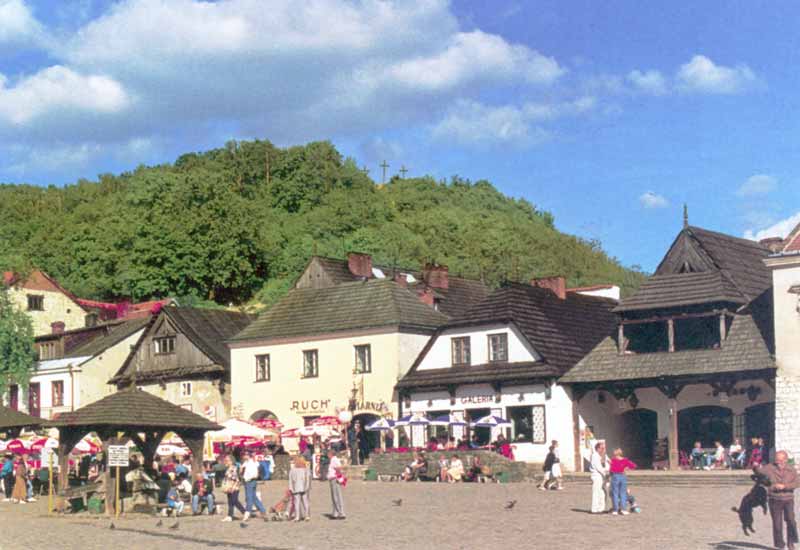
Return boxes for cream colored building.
[3,270,89,336]
[229,279,450,430]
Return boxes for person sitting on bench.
[402,452,429,481]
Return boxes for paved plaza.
[0,480,786,550]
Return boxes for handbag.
[222,479,239,494]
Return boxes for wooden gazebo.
[47,388,221,514]
[0,405,42,437]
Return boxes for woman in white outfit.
[589,441,609,514]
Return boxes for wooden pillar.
[668,398,679,470]
[179,430,205,475]
[131,430,164,475]
[99,431,116,516]
[667,319,675,353]
[719,313,727,346]
[571,397,583,472]
[56,428,84,492]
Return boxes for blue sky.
[2,0,799,272]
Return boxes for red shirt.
[609,457,636,474]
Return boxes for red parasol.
[253,418,283,431]
[309,416,341,427]
[5,439,30,453]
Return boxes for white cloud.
[431,96,595,147]
[0,0,44,45]
[676,55,757,94]
[744,212,800,241]
[627,69,667,95]
[736,174,777,197]
[639,191,669,209]
[0,65,130,126]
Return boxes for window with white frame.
[354,344,371,374]
[255,354,270,382]
[451,337,470,366]
[180,381,192,397]
[302,349,319,378]
[154,336,176,355]
[488,333,508,362]
[51,380,64,407]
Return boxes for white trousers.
[591,473,606,513]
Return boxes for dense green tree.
[0,287,36,395]
[0,139,645,309]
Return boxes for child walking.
[609,448,636,515]
[540,440,563,490]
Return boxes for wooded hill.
[0,139,644,308]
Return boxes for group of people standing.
[589,441,638,515]
[0,453,35,504]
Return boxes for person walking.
[540,441,563,490]
[757,450,798,550]
[221,455,246,522]
[289,456,311,521]
[241,452,266,521]
[609,448,637,515]
[1,454,14,501]
[589,442,609,514]
[11,455,28,504]
[327,448,346,520]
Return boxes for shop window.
[302,349,319,378]
[488,333,508,362]
[451,337,471,366]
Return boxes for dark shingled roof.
[0,406,42,431]
[65,317,150,359]
[162,307,253,367]
[618,226,772,313]
[47,389,222,430]
[304,256,490,319]
[231,279,449,342]
[397,283,617,390]
[560,311,775,383]
[614,271,745,312]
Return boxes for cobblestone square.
[0,480,787,550]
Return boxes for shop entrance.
[619,409,658,468]
[678,405,732,451]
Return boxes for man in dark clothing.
[191,472,215,515]
[758,450,799,550]
[1,455,14,500]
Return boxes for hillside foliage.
[0,139,645,308]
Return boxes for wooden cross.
[399,165,408,179]
[361,165,369,176]
[380,160,389,184]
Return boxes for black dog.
[731,469,770,536]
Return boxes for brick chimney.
[416,286,435,306]
[759,237,784,253]
[347,252,373,279]
[422,264,449,290]
[51,321,65,335]
[531,276,567,300]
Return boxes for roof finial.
[683,203,689,229]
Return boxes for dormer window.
[488,333,508,362]
[451,337,470,366]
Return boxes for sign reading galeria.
[107,445,130,467]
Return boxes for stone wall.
[775,374,800,461]
[366,450,540,482]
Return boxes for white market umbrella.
[469,415,512,428]
[395,413,431,427]
[430,413,467,427]
[365,418,396,431]
[209,418,271,442]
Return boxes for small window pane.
[354,345,371,374]
[256,354,270,381]
[488,333,508,362]
[451,337,470,366]
[303,350,318,378]
[154,336,176,355]
[27,295,44,311]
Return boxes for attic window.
[27,295,44,311]
[679,262,695,274]
[154,336,176,355]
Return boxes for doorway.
[466,408,492,445]
[745,402,775,454]
[352,413,380,458]
[619,409,658,468]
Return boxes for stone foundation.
[775,374,800,461]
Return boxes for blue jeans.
[610,473,628,512]
[244,480,266,514]
[192,494,215,514]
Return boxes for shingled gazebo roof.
[47,388,222,431]
[0,405,41,431]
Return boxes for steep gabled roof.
[163,307,254,367]
[230,279,448,342]
[65,317,150,360]
[618,226,772,313]
[2,270,88,312]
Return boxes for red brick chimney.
[51,321,65,335]
[531,276,567,300]
[347,252,373,279]
[759,237,784,253]
[416,286,435,306]
[422,264,449,290]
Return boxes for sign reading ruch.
[290,399,332,414]
[460,395,495,405]
[107,445,130,467]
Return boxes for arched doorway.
[678,406,732,451]
[249,410,278,422]
[619,409,658,468]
